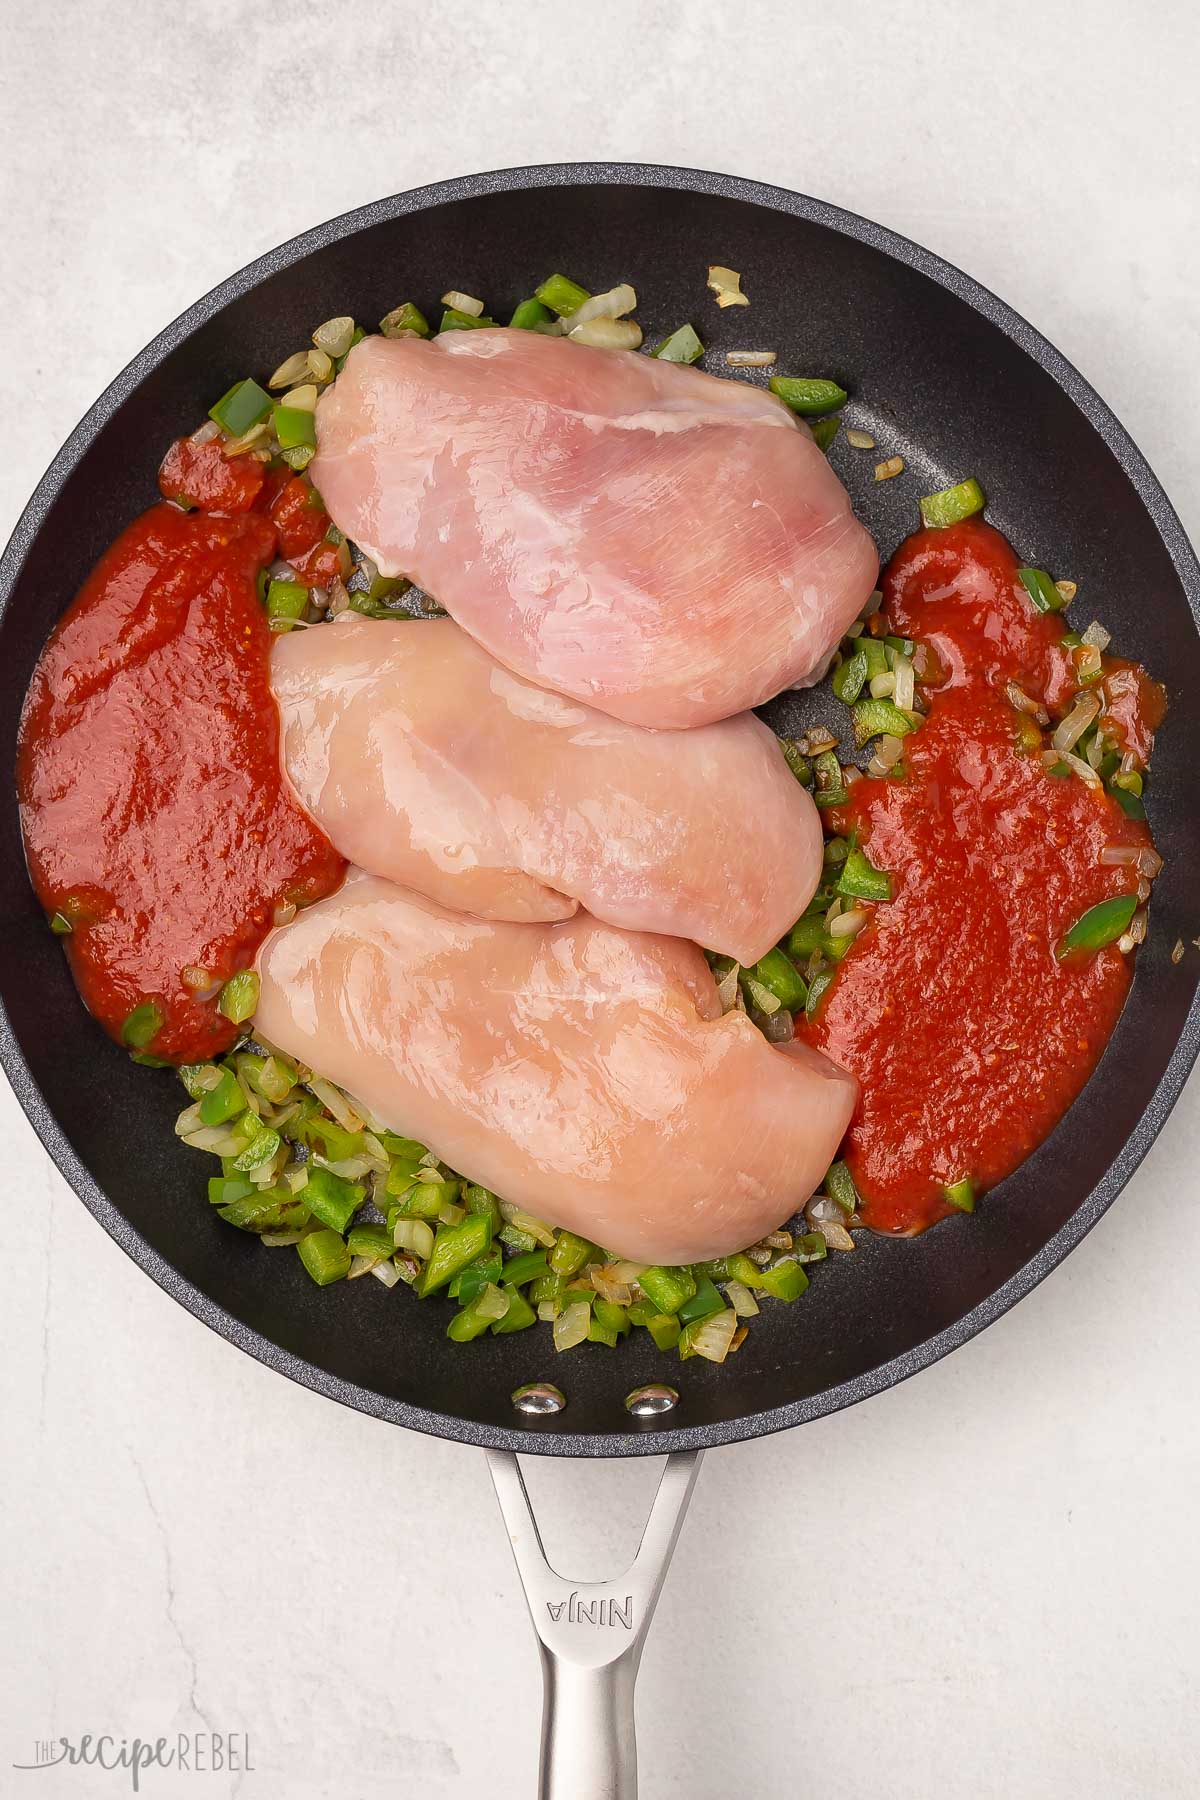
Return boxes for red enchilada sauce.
[17,451,346,1065]
[799,519,1164,1235]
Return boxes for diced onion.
[189,419,222,446]
[725,349,776,367]
[393,1218,435,1259]
[568,317,643,350]
[181,964,221,998]
[182,1124,242,1155]
[261,1231,304,1248]
[685,1309,739,1362]
[805,726,839,753]
[553,1300,592,1353]
[476,1283,511,1323]
[1055,579,1078,602]
[311,1153,370,1181]
[1081,621,1111,652]
[371,1259,402,1289]
[1138,847,1163,878]
[764,1230,792,1249]
[819,1220,856,1252]
[744,976,781,1015]
[869,671,896,698]
[876,733,906,770]
[1051,692,1101,755]
[846,428,876,449]
[347,1254,378,1281]
[828,908,868,940]
[706,266,749,308]
[312,316,355,359]
[272,899,298,929]
[567,283,637,328]
[360,1131,391,1172]
[307,348,335,384]
[441,290,485,317]
[590,1266,633,1305]
[269,350,312,390]
[281,382,318,413]
[537,1300,560,1322]
[1099,845,1142,866]
[1006,681,1044,718]
[608,1260,648,1285]
[875,456,905,481]
[892,655,916,712]
[222,421,269,457]
[1076,644,1103,682]
[498,1201,557,1246]
[725,1280,760,1318]
[1062,750,1103,788]
[308,1077,363,1131]
[716,961,741,1013]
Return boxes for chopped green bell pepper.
[837,848,892,902]
[638,1265,697,1316]
[1058,894,1138,957]
[418,1212,493,1297]
[919,477,985,529]
[301,1165,364,1234]
[298,1229,351,1286]
[651,323,704,364]
[769,375,847,415]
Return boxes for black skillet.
[3,165,1199,1796]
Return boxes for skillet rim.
[2,159,1198,1458]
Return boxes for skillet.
[3,164,1199,1795]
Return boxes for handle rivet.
[511,1382,567,1415]
[624,1384,679,1416]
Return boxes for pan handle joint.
[487,1447,704,1800]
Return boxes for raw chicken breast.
[310,330,878,728]
[255,871,858,1263]
[271,614,823,964]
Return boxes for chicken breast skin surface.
[271,613,824,966]
[310,330,879,729]
[255,871,858,1264]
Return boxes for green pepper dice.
[768,375,848,415]
[534,274,590,317]
[1017,566,1066,614]
[837,848,893,903]
[652,323,704,364]
[298,1230,351,1287]
[1058,894,1138,958]
[273,406,317,451]
[209,378,272,437]
[919,478,985,530]
[638,1265,698,1316]
[418,1212,494,1297]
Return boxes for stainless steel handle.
[488,1448,704,1799]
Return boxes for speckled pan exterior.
[2,164,1198,1457]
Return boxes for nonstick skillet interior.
[2,165,1198,1456]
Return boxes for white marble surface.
[4,5,1199,1796]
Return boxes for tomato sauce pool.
[798,519,1165,1235]
[17,445,347,1064]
